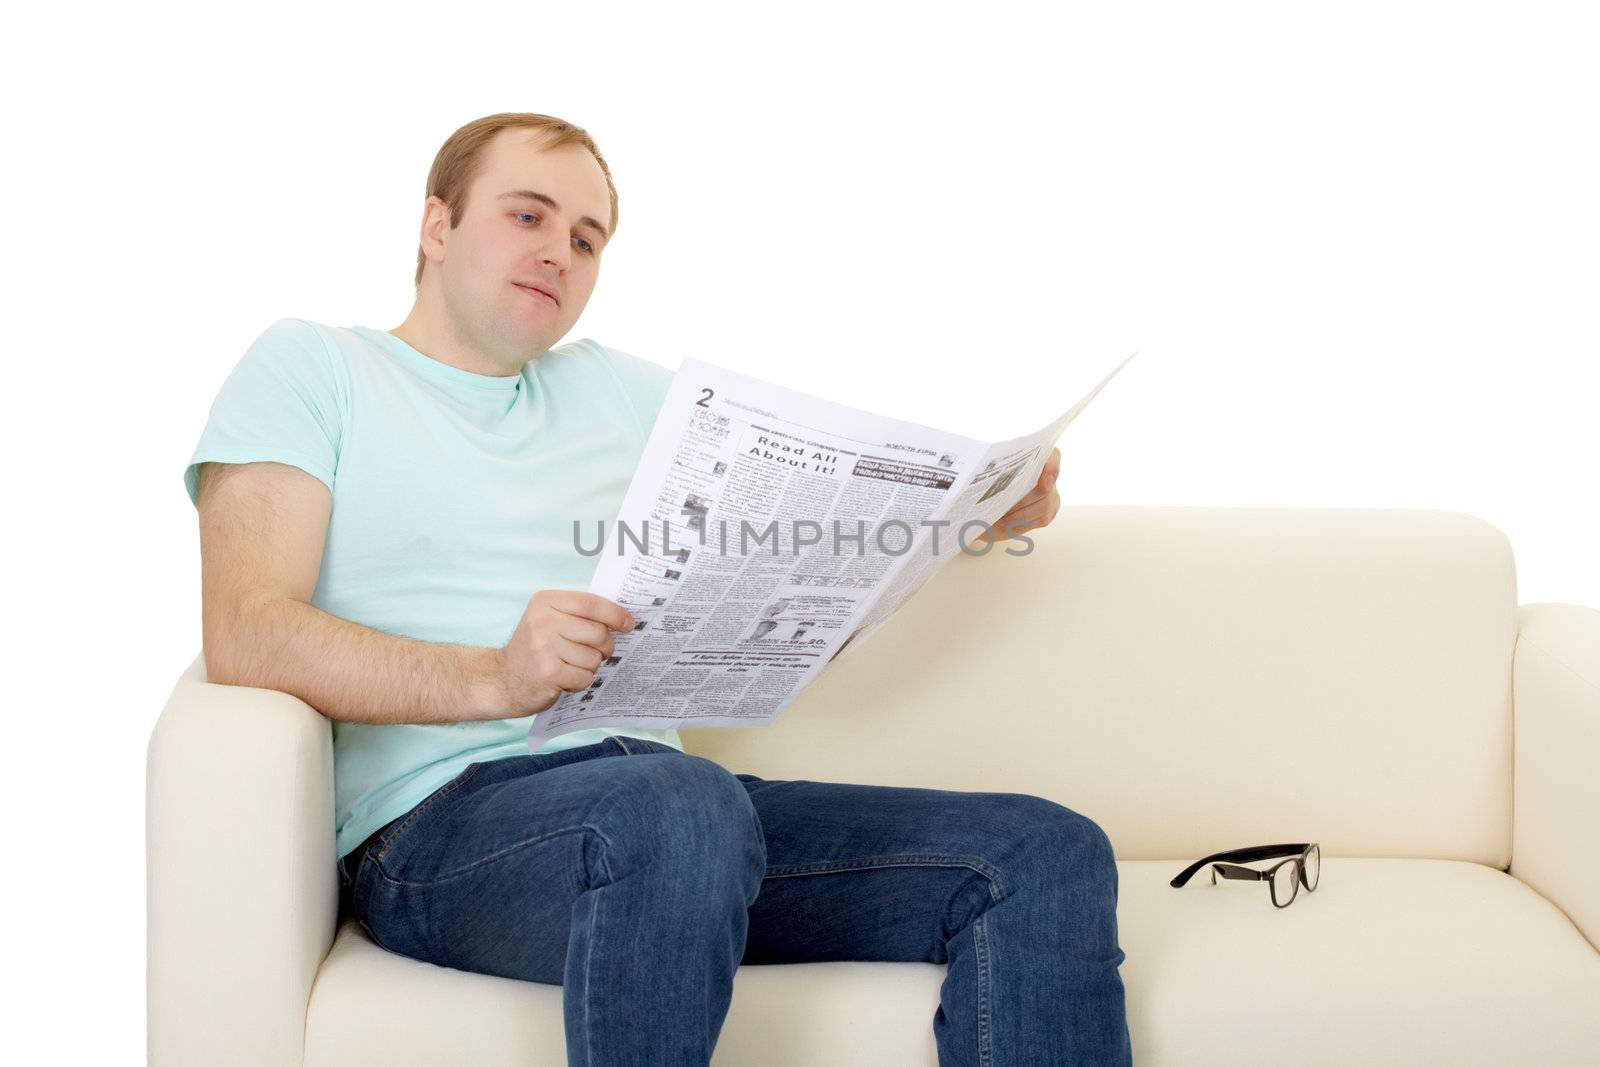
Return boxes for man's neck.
[389,307,526,378]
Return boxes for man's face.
[421,128,612,362]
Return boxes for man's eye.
[515,213,595,254]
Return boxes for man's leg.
[734,766,1132,1067]
[341,737,766,1067]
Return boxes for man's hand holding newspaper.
[980,446,1062,543]
[523,353,1135,749]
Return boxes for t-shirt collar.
[363,326,526,393]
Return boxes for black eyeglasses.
[1170,843,1320,909]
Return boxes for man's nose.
[538,233,570,270]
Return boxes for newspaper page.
[828,352,1136,662]
[525,352,1136,749]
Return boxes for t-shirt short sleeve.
[183,317,349,507]
[585,338,675,445]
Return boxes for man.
[186,111,1130,1065]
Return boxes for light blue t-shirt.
[184,317,684,860]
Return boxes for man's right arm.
[196,460,509,725]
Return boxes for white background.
[6,0,1596,1059]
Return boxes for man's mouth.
[515,283,559,306]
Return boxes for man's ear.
[419,195,451,266]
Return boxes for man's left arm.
[980,446,1062,543]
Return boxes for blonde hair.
[414,112,618,286]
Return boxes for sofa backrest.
[681,506,1517,865]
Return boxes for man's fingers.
[999,509,1048,536]
[980,511,1040,542]
[542,590,635,631]
[1009,498,1051,523]
[985,491,1058,541]
[549,612,614,652]
[549,658,598,694]
[992,470,1056,518]
[553,635,605,673]
[1008,482,1053,512]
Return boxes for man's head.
[407,113,618,372]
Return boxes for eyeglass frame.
[1169,842,1320,908]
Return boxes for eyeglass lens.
[1269,845,1321,906]
[1271,861,1298,906]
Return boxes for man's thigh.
[350,736,753,983]
[349,737,1098,979]
[735,773,1095,967]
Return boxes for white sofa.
[147,506,1600,1065]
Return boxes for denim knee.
[997,794,1119,892]
[584,754,767,903]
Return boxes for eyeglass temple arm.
[1210,862,1266,883]
[1170,842,1312,887]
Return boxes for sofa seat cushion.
[304,858,1600,1066]
[304,925,945,1065]
[1118,857,1600,1064]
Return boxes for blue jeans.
[338,736,1132,1066]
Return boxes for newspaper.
[525,351,1136,749]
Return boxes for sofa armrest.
[1511,603,1600,953]
[147,652,338,1066]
